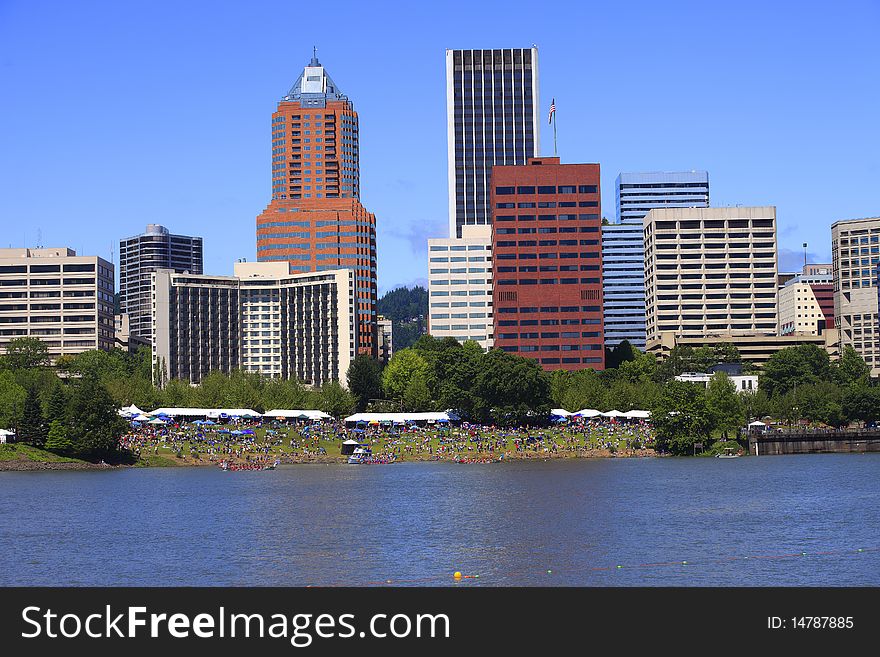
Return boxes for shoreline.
[0,448,658,471]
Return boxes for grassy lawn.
[0,443,84,464]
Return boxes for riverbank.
[0,444,657,470]
[0,444,115,471]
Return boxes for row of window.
[496,185,598,195]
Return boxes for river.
[1,454,877,586]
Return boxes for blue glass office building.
[603,171,709,349]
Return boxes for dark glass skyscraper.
[446,48,540,238]
[119,224,203,342]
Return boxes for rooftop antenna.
[803,242,808,269]
[311,46,319,65]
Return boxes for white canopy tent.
[264,409,332,421]
[621,410,651,419]
[748,420,767,427]
[118,404,145,418]
[550,408,572,417]
[572,409,602,418]
[148,408,263,420]
[344,412,453,425]
[601,410,624,418]
[0,428,15,444]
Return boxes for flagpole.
[553,112,557,156]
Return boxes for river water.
[1,454,878,586]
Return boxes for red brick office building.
[256,53,377,356]
[491,157,604,370]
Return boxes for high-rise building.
[446,48,540,239]
[119,224,203,343]
[643,207,778,352]
[831,216,880,374]
[151,262,354,386]
[602,171,710,351]
[601,221,646,350]
[616,171,709,224]
[0,248,115,358]
[427,224,493,350]
[778,264,834,336]
[256,53,377,357]
[377,315,393,364]
[491,157,604,370]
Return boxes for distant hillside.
[377,286,427,351]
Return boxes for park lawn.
[0,443,84,464]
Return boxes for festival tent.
[572,409,602,418]
[148,408,262,420]
[550,409,572,417]
[621,410,651,419]
[344,412,455,426]
[147,418,166,425]
[118,404,145,418]
[0,429,15,444]
[264,409,332,421]
[132,414,152,422]
[601,410,624,418]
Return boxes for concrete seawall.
[749,430,880,455]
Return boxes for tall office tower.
[778,264,834,336]
[831,217,880,375]
[491,157,604,371]
[601,221,646,350]
[446,48,540,239]
[256,53,377,357]
[0,248,115,358]
[119,224,203,343]
[602,171,710,351]
[427,224,494,350]
[151,262,355,386]
[643,207,778,351]
[615,171,709,223]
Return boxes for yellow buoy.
[453,571,462,579]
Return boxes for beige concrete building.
[644,207,778,350]
[777,265,833,336]
[152,262,355,386]
[377,315,393,363]
[651,330,839,370]
[831,217,880,375]
[0,247,114,359]
[427,224,493,349]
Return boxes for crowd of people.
[119,415,656,466]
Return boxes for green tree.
[46,382,67,424]
[605,340,639,370]
[347,355,384,411]
[382,348,430,401]
[318,380,356,419]
[66,374,127,459]
[44,420,74,454]
[841,384,879,425]
[705,372,744,439]
[0,370,26,430]
[472,350,551,425]
[1,337,50,370]
[761,344,831,398]
[402,376,432,411]
[834,346,870,387]
[18,385,47,447]
[262,378,315,411]
[651,380,713,455]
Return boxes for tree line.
[2,335,877,460]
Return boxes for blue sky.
[1,0,878,293]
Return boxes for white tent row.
[550,408,572,417]
[264,409,332,421]
[569,409,651,419]
[147,408,262,419]
[344,412,453,425]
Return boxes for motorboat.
[347,446,373,464]
[715,447,741,459]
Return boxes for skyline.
[1,0,879,293]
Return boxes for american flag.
[548,98,556,124]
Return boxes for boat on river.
[715,447,741,459]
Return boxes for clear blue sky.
[1,0,878,293]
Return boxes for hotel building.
[831,216,880,374]
[490,157,604,370]
[255,53,377,356]
[0,248,114,358]
[447,48,540,238]
[151,262,354,386]
[427,224,494,350]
